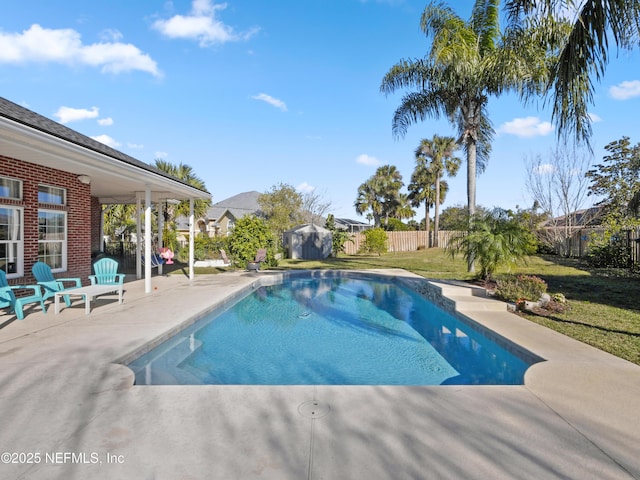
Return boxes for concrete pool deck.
[0,269,639,480]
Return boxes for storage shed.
[283,224,332,260]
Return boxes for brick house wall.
[1,155,93,286]
[90,196,102,253]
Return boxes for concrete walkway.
[0,269,639,480]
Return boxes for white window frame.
[0,176,22,201]
[38,209,68,272]
[38,184,66,205]
[0,206,24,279]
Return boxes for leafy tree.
[384,218,411,231]
[258,183,304,250]
[525,143,592,255]
[325,214,352,257]
[586,136,640,231]
[415,135,461,246]
[446,208,535,280]
[439,204,487,231]
[506,0,640,144]
[355,165,404,227]
[301,189,332,225]
[360,228,388,256]
[228,215,275,267]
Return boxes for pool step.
[446,294,507,312]
[429,282,507,313]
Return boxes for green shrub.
[228,215,276,267]
[446,208,535,280]
[384,218,410,231]
[495,274,548,302]
[360,228,388,255]
[325,214,353,257]
[586,237,631,268]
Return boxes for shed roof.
[284,223,331,234]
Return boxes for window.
[0,177,22,200]
[38,185,66,205]
[38,210,67,271]
[0,207,23,277]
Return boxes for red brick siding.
[91,196,102,253]
[1,155,92,285]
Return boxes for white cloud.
[534,163,555,175]
[155,151,169,159]
[0,24,161,77]
[91,134,121,148]
[297,182,315,193]
[498,116,554,138]
[99,29,123,42]
[609,80,640,100]
[98,117,113,126]
[53,106,99,124]
[251,93,287,111]
[356,154,381,166]
[588,113,602,122]
[152,0,259,47]
[127,142,144,149]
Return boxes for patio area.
[0,269,639,479]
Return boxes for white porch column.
[189,198,195,280]
[157,200,164,276]
[144,187,152,293]
[99,206,105,252]
[136,194,142,280]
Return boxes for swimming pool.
[127,272,533,385]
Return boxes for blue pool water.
[128,274,531,385]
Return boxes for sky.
[1,0,639,220]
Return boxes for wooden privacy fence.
[344,231,461,255]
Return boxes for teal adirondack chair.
[31,261,82,308]
[0,270,45,320]
[89,258,125,286]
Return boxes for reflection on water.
[128,276,530,386]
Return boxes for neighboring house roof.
[539,206,604,228]
[175,191,262,230]
[207,191,262,224]
[0,96,210,203]
[334,218,371,230]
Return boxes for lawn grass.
[176,249,640,365]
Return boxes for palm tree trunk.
[434,172,441,248]
[467,139,477,272]
[424,202,431,248]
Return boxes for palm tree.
[446,208,535,280]
[415,135,461,247]
[355,165,404,227]
[407,158,436,246]
[355,178,383,227]
[153,159,211,222]
[396,194,416,222]
[505,0,640,144]
[381,0,553,269]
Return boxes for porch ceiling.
[0,112,210,205]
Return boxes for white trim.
[189,199,194,280]
[0,205,24,279]
[144,187,152,294]
[37,208,67,272]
